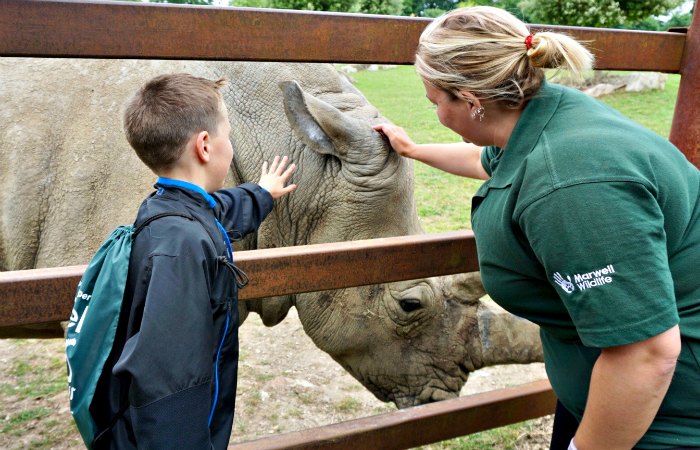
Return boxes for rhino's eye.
[399,298,422,313]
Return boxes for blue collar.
[155,177,217,209]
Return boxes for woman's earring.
[472,106,485,122]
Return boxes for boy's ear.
[194,130,210,163]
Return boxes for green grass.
[417,420,544,450]
[597,74,679,137]
[333,396,363,413]
[0,340,83,450]
[2,407,53,437]
[1,341,65,399]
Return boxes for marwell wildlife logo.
[553,264,616,294]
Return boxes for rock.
[625,72,667,92]
[294,379,316,388]
[338,65,358,74]
[584,83,624,97]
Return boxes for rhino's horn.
[476,296,544,367]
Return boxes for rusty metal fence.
[1,0,699,447]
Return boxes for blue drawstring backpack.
[65,212,191,449]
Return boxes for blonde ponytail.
[416,6,594,108]
[527,31,593,77]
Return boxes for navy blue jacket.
[91,178,273,450]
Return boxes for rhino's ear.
[280,80,366,160]
[446,271,487,303]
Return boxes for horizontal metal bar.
[0,0,428,64]
[528,24,686,72]
[0,231,477,337]
[236,231,477,299]
[0,265,84,337]
[0,0,686,71]
[231,379,557,449]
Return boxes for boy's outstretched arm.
[258,155,297,199]
[215,155,296,237]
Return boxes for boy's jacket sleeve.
[214,183,274,237]
[113,235,216,449]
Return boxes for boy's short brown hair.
[123,73,227,172]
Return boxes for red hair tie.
[525,35,533,50]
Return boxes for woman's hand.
[258,155,297,199]
[373,123,490,180]
[372,123,417,158]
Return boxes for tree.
[360,0,404,15]
[617,0,685,22]
[231,0,273,6]
[402,0,460,17]
[461,0,531,21]
[664,11,692,27]
[264,0,357,11]
[150,0,215,4]
[625,16,663,30]
[231,0,379,13]
[520,0,683,28]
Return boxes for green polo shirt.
[471,82,700,448]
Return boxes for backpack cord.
[91,401,129,447]
[133,212,194,237]
[217,255,250,288]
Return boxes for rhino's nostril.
[458,361,473,379]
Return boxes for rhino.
[0,58,542,408]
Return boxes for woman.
[374,6,700,450]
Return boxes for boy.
[91,73,296,449]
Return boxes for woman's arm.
[573,325,681,450]
[372,123,490,180]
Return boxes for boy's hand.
[258,155,297,199]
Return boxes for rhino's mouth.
[393,386,459,409]
[362,363,471,409]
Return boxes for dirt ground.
[0,308,551,449]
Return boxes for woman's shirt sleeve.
[518,180,679,347]
[481,145,501,177]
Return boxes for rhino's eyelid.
[388,282,433,297]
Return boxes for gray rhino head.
[226,65,542,407]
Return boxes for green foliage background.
[126,0,693,27]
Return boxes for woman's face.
[422,79,479,144]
